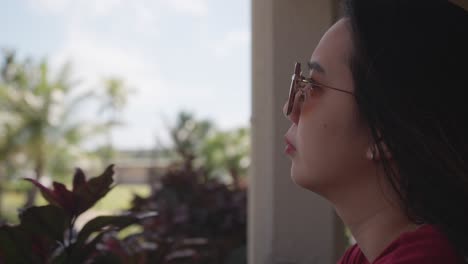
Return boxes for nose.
[282,100,289,117]
[283,99,300,124]
[283,88,304,123]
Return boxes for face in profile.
[283,19,373,198]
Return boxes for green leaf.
[0,225,38,263]
[69,231,108,264]
[76,212,157,247]
[19,205,69,242]
[49,250,68,264]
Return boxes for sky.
[0,0,251,150]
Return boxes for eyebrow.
[307,61,326,75]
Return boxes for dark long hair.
[344,0,468,259]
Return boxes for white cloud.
[132,2,160,34]
[50,29,173,149]
[27,0,70,14]
[28,0,212,149]
[164,0,209,16]
[27,0,160,36]
[214,30,251,58]
[28,0,124,16]
[29,0,208,19]
[23,0,249,149]
[51,30,165,96]
[27,0,208,38]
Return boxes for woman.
[283,0,468,263]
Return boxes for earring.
[367,148,375,160]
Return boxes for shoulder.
[376,224,465,264]
[337,243,367,264]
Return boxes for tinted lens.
[287,62,302,115]
[287,78,297,115]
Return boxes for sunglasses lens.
[287,79,296,115]
[287,62,302,116]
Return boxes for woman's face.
[283,19,372,196]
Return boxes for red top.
[337,224,465,264]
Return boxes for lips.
[284,136,297,154]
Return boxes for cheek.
[290,96,369,193]
[291,119,335,190]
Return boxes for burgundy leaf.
[52,182,76,215]
[24,178,60,207]
[101,237,129,261]
[30,235,51,262]
[74,164,115,215]
[73,168,86,192]
[25,165,116,218]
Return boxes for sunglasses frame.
[286,62,354,116]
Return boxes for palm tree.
[166,111,215,172]
[200,127,250,189]
[97,77,132,164]
[160,111,250,188]
[0,51,104,207]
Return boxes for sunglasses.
[286,62,354,116]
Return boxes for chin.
[290,165,313,188]
[290,165,330,195]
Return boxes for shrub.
[0,164,247,264]
[126,165,247,264]
[0,165,156,264]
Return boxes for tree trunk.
[229,168,240,190]
[24,158,44,207]
[0,165,4,220]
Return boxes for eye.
[308,79,322,89]
[303,80,321,96]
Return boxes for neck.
[342,204,418,263]
[327,170,418,263]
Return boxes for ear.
[366,141,392,161]
[366,138,393,161]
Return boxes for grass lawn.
[93,184,150,211]
[0,184,150,224]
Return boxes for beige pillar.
[249,0,346,263]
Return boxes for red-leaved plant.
[0,165,156,264]
[25,165,115,218]
[122,165,247,264]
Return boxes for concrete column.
[249,0,346,264]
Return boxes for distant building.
[113,157,170,185]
